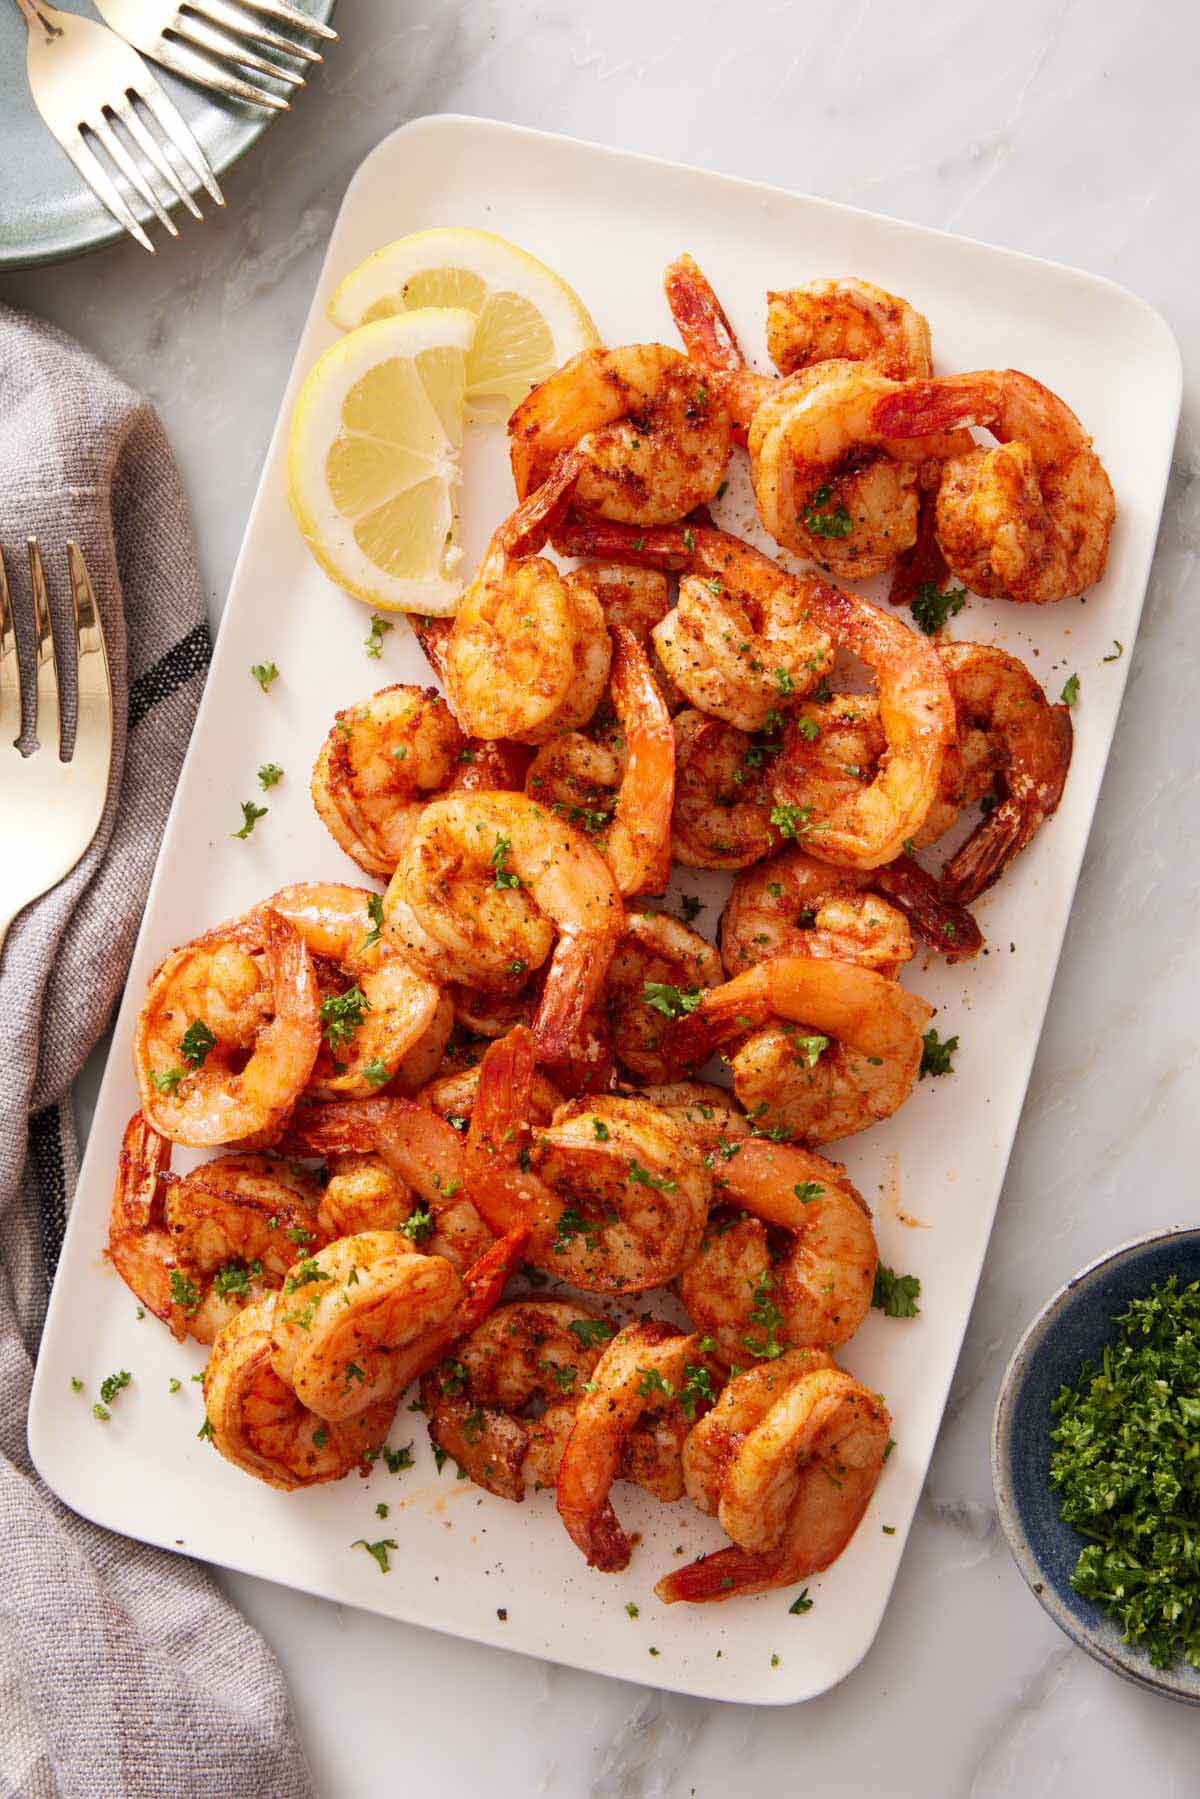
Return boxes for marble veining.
[5,0,1199,1791]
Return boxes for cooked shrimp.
[265,883,442,1099]
[720,845,982,975]
[671,708,780,870]
[445,453,611,743]
[602,908,724,1081]
[555,1320,702,1571]
[766,278,934,382]
[384,792,624,1060]
[419,1062,565,1128]
[420,1300,614,1501]
[931,642,1073,901]
[509,344,733,525]
[466,1026,710,1292]
[664,255,969,577]
[873,369,1116,605]
[679,1139,877,1362]
[311,685,467,877]
[574,561,685,711]
[524,624,675,896]
[636,1080,754,1152]
[655,1350,890,1602]
[279,1095,493,1271]
[270,1230,463,1421]
[109,1112,325,1342]
[386,992,456,1095]
[557,518,954,867]
[204,1296,396,1492]
[669,955,932,1144]
[134,908,320,1148]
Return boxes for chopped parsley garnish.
[794,1181,824,1205]
[71,1377,84,1393]
[399,1206,435,1244]
[553,1207,601,1253]
[790,1033,828,1068]
[99,1370,131,1405]
[361,892,385,951]
[789,1589,813,1615]
[1103,640,1124,663]
[285,1258,332,1295]
[439,1359,467,1397]
[796,715,820,743]
[363,1057,391,1089]
[635,1367,674,1401]
[540,1360,578,1394]
[490,834,521,889]
[283,1225,315,1246]
[1049,1276,1200,1670]
[679,1362,715,1421]
[679,894,703,924]
[352,1537,398,1575]
[320,985,371,1053]
[801,484,853,539]
[775,668,795,697]
[743,1266,785,1360]
[180,1020,216,1067]
[625,1601,640,1619]
[169,1270,201,1314]
[364,613,393,658]
[92,1403,111,1423]
[376,1502,390,1519]
[769,802,814,840]
[212,1259,262,1298]
[197,1416,213,1440]
[592,1117,611,1142]
[642,981,703,1020]
[151,1066,184,1095]
[250,661,279,693]
[383,1442,415,1473]
[911,582,968,635]
[1061,672,1080,707]
[919,1028,958,1079]
[626,1160,677,1192]
[257,762,283,790]
[872,1264,921,1318]
[568,1317,615,1350]
[169,1378,181,1394]
[233,800,268,839]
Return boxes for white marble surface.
[7,1,1200,1791]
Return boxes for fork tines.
[97,0,338,114]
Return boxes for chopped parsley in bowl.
[993,1228,1200,1704]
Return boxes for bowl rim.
[991,1224,1200,1705]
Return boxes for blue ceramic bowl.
[992,1228,1200,1704]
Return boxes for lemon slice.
[287,307,476,615]
[327,228,600,419]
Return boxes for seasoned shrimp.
[466,1026,710,1292]
[766,278,934,382]
[524,624,675,896]
[720,844,982,975]
[556,1320,703,1571]
[266,883,442,1099]
[386,992,456,1095]
[873,369,1116,604]
[602,908,724,1081]
[664,255,969,578]
[445,453,611,743]
[655,1350,890,1602]
[931,642,1073,901]
[279,1095,494,1271]
[671,709,780,870]
[679,1139,877,1362]
[311,685,467,877]
[574,561,685,711]
[558,517,954,867]
[509,344,733,525]
[384,791,624,1060]
[204,1296,396,1492]
[109,1113,324,1343]
[270,1230,464,1420]
[670,955,933,1144]
[419,1061,565,1128]
[134,908,320,1148]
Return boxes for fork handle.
[12,0,63,39]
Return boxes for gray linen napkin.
[0,304,315,1799]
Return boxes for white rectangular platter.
[29,115,1181,1706]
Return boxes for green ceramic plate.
[0,0,337,269]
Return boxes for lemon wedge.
[286,307,475,615]
[327,227,600,419]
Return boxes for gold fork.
[15,0,222,254]
[93,0,336,112]
[0,543,114,959]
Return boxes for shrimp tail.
[654,1544,792,1604]
[608,623,675,896]
[500,449,583,559]
[871,373,997,441]
[411,614,452,685]
[664,254,746,376]
[469,1026,535,1157]
[533,927,621,1062]
[888,483,951,609]
[941,705,1072,904]
[454,1225,530,1335]
[109,1112,186,1337]
[555,512,695,569]
[874,855,983,960]
[275,1097,396,1156]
